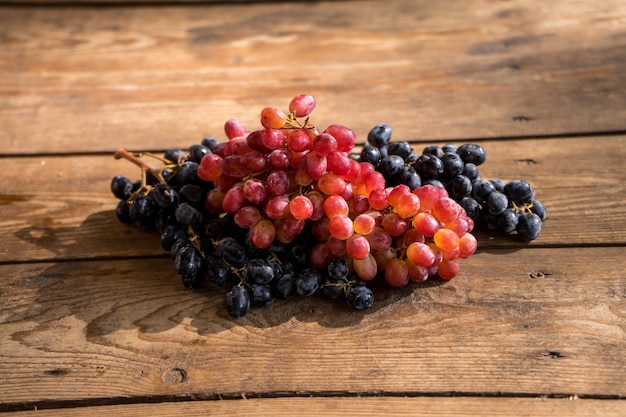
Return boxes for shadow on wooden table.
[9,210,459,341]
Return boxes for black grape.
[245,259,275,284]
[517,213,542,242]
[367,123,392,148]
[345,285,374,310]
[250,284,274,307]
[296,269,321,296]
[226,286,250,318]
[111,175,133,200]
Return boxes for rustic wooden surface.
[1,0,626,415]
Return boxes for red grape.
[224,119,247,139]
[289,195,314,220]
[289,94,316,117]
[260,106,287,129]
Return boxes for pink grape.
[312,218,331,241]
[246,130,272,154]
[328,214,354,240]
[293,158,314,186]
[205,188,225,214]
[437,259,460,280]
[353,213,376,235]
[367,210,383,225]
[349,194,370,215]
[264,195,290,219]
[241,151,267,173]
[260,106,287,129]
[222,185,247,213]
[413,212,440,237]
[231,140,252,156]
[267,149,291,170]
[442,247,460,261]
[351,162,375,188]
[385,258,409,287]
[458,232,478,258]
[289,195,314,220]
[197,154,223,182]
[407,262,429,283]
[323,195,349,217]
[260,128,286,151]
[306,191,326,221]
[216,174,239,192]
[433,228,460,252]
[317,172,347,195]
[382,212,407,236]
[353,254,377,281]
[341,159,361,182]
[429,243,444,266]
[413,185,440,213]
[224,119,247,139]
[366,227,392,251]
[212,141,227,157]
[364,171,386,197]
[431,197,463,223]
[266,170,290,196]
[345,234,370,260]
[310,243,331,269]
[325,124,356,153]
[242,178,266,205]
[394,192,420,219]
[326,151,351,176]
[282,213,306,237]
[223,137,245,156]
[368,188,389,211]
[403,228,425,246]
[249,219,276,249]
[339,181,354,202]
[406,242,436,267]
[288,148,307,166]
[313,133,337,157]
[221,155,247,178]
[326,236,347,257]
[305,151,327,179]
[372,247,396,270]
[287,129,311,152]
[388,185,410,207]
[273,218,292,244]
[234,205,261,228]
[289,94,316,117]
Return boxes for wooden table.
[1,0,626,415]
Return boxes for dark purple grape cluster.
[360,124,547,241]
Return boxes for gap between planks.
[2,395,626,416]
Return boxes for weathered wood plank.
[1,246,625,405]
[2,0,309,3]
[1,0,625,154]
[3,397,626,417]
[1,135,624,262]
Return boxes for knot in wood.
[529,271,552,279]
[162,368,186,385]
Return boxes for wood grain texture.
[1,135,624,263]
[3,397,626,417]
[1,247,625,406]
[1,0,626,155]
[2,0,626,414]
[2,0,310,3]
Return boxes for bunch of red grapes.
[111,95,540,318]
